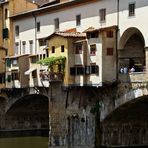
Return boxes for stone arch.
[119,27,145,50]
[101,87,148,121]
[101,94,148,146]
[118,27,145,72]
[5,94,49,134]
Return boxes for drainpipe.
[116,0,119,80]
[32,12,37,54]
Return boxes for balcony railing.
[40,71,63,81]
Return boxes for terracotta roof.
[5,54,29,59]
[83,27,98,33]
[84,25,118,33]
[46,31,86,40]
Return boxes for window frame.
[61,45,64,53]
[90,44,96,56]
[54,18,59,31]
[107,47,114,56]
[75,43,82,54]
[129,2,135,17]
[15,42,19,55]
[29,40,33,54]
[52,46,55,53]
[22,41,26,54]
[37,22,40,32]
[99,8,106,22]
[76,14,81,26]
[15,25,19,37]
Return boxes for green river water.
[0,137,48,148]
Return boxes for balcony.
[40,71,63,82]
[119,71,148,83]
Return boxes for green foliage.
[37,56,66,72]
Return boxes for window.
[107,48,113,55]
[99,8,106,22]
[6,59,11,67]
[76,14,81,26]
[12,59,18,65]
[129,3,135,16]
[3,28,9,39]
[76,66,84,75]
[37,22,40,32]
[15,42,19,55]
[29,40,33,54]
[75,43,82,54]
[54,18,59,31]
[5,8,8,19]
[106,30,113,38]
[70,65,99,75]
[70,66,84,75]
[87,31,98,39]
[22,41,26,54]
[32,70,37,78]
[90,44,96,56]
[40,54,42,60]
[43,54,46,59]
[90,65,99,74]
[0,73,5,84]
[11,71,19,80]
[15,25,19,36]
[61,45,64,52]
[52,46,55,53]
[39,39,46,46]
[31,56,38,63]
[46,49,49,57]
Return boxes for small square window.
[129,3,135,16]
[52,46,55,53]
[61,45,64,52]
[107,48,113,55]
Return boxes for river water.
[0,137,48,148]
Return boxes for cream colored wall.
[102,29,117,82]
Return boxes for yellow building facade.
[46,31,86,86]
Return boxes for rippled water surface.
[0,137,48,148]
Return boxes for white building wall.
[14,17,36,55]
[119,0,148,46]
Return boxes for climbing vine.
[37,56,66,73]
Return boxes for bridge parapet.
[100,74,148,121]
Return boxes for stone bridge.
[0,74,148,147]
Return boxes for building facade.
[0,0,148,147]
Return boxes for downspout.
[116,0,119,80]
[32,12,37,54]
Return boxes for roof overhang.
[25,67,37,75]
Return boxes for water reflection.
[0,137,48,148]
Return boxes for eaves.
[10,0,98,20]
